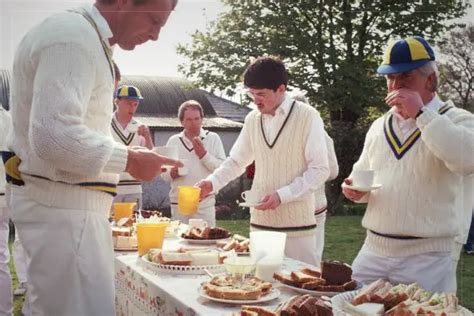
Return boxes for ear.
[425,72,436,92]
[277,84,286,94]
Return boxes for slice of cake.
[321,260,353,285]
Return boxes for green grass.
[8,216,473,313]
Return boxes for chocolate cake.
[321,260,353,285]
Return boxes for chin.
[118,43,136,51]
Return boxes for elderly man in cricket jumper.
[197,56,330,265]
[343,36,474,292]
[7,0,181,314]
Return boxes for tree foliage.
[178,0,469,123]
[438,24,474,112]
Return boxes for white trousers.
[352,244,455,293]
[314,212,326,268]
[12,229,27,284]
[171,205,216,227]
[11,188,116,316]
[0,206,12,316]
[285,232,318,267]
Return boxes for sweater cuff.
[277,187,292,204]
[103,144,128,174]
[207,175,219,194]
[416,107,439,130]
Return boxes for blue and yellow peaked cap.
[377,36,435,74]
[115,85,144,100]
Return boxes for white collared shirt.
[392,95,443,142]
[208,94,330,204]
[83,4,113,46]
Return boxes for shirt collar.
[179,128,207,139]
[82,4,113,43]
[274,93,293,116]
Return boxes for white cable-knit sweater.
[10,5,128,211]
[353,102,474,256]
[161,129,226,209]
[248,102,316,237]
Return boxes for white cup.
[153,146,178,160]
[241,190,261,205]
[128,121,139,133]
[351,170,374,188]
[188,218,208,230]
[178,159,189,176]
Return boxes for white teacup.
[241,190,261,205]
[153,146,178,160]
[351,170,374,188]
[188,218,207,230]
[178,159,189,176]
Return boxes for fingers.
[158,156,183,168]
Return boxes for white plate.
[342,183,382,192]
[331,290,473,316]
[239,202,261,208]
[182,237,231,245]
[279,282,350,297]
[199,288,280,305]
[140,254,225,275]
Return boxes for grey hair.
[417,61,439,92]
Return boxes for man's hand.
[125,148,182,181]
[137,125,151,137]
[195,180,213,199]
[192,137,207,159]
[342,178,367,202]
[254,192,281,210]
[385,88,424,119]
[170,167,179,179]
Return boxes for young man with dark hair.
[197,56,330,265]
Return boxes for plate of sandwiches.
[331,279,472,316]
[142,247,226,275]
[273,261,359,297]
[233,294,333,315]
[112,217,138,251]
[217,234,250,254]
[181,226,232,244]
[200,275,280,304]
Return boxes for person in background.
[162,100,226,226]
[7,0,181,314]
[112,84,154,209]
[292,92,339,267]
[343,36,474,293]
[197,56,330,265]
[0,105,13,315]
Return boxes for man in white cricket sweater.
[162,100,226,226]
[343,36,474,292]
[197,57,330,265]
[8,0,181,315]
[112,85,154,209]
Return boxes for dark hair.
[243,56,288,90]
[113,61,121,82]
[178,100,204,121]
[97,0,178,9]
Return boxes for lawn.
[8,216,474,314]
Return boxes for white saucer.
[239,202,261,208]
[342,183,382,192]
[199,288,280,304]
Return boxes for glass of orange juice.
[177,186,201,216]
[113,202,136,222]
[136,222,168,256]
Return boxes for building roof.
[135,116,242,130]
[202,90,251,123]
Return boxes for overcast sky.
[0,0,472,78]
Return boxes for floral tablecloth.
[114,242,314,316]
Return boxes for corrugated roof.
[121,75,217,117]
[0,70,10,110]
[202,91,251,123]
[136,115,243,129]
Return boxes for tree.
[177,0,469,212]
[438,24,474,112]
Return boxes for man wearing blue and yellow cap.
[342,36,474,292]
[112,85,154,209]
